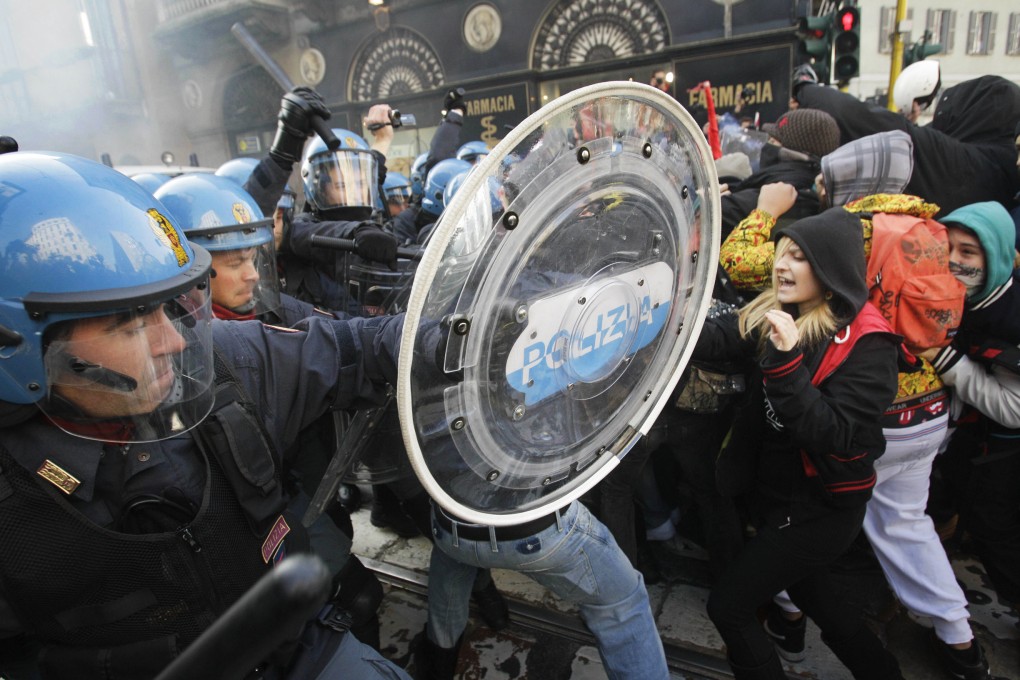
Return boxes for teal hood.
[940,201,1016,302]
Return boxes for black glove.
[352,223,398,270]
[428,315,464,383]
[443,88,466,116]
[270,86,331,167]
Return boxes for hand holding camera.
[366,107,417,131]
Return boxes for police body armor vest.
[0,353,308,679]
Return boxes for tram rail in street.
[364,556,732,679]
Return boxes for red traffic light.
[837,7,858,32]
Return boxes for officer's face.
[210,248,259,310]
[323,165,346,205]
[50,306,187,418]
[273,208,286,250]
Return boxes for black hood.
[773,207,867,322]
[931,76,1020,146]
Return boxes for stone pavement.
[352,506,1019,679]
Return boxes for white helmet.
[893,60,941,116]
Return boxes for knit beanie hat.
[821,130,914,207]
[762,109,841,158]
[773,207,868,320]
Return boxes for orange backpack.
[865,212,966,355]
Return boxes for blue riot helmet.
[131,172,172,194]
[443,169,503,217]
[383,171,413,215]
[455,140,490,165]
[214,157,260,187]
[155,174,279,318]
[421,158,471,217]
[300,128,380,218]
[443,170,470,207]
[410,152,429,202]
[0,152,215,444]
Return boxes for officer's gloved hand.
[444,88,466,117]
[352,222,398,271]
[428,315,464,383]
[270,86,331,168]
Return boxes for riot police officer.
[155,173,323,326]
[0,151,411,680]
[288,116,400,277]
[383,171,413,218]
[455,140,490,165]
[156,172,390,650]
[215,156,261,188]
[391,157,470,245]
[130,171,172,194]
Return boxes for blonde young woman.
[693,207,904,679]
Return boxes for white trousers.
[864,415,974,644]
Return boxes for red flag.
[689,81,722,160]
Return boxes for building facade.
[2,0,805,173]
[2,1,1018,175]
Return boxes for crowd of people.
[0,59,1017,680]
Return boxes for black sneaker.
[935,638,990,679]
[763,605,806,662]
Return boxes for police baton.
[309,234,424,261]
[153,554,331,680]
[302,392,393,527]
[230,22,340,151]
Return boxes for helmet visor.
[40,286,215,443]
[307,150,380,212]
[386,185,413,205]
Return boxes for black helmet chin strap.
[58,352,139,392]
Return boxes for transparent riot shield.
[398,81,720,525]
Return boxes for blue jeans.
[427,500,669,680]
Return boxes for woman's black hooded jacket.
[694,208,900,518]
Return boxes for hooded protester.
[726,130,990,678]
[928,201,1020,618]
[794,75,1020,217]
[719,109,840,238]
[695,208,903,680]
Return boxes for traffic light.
[797,13,833,85]
[832,5,861,85]
[903,30,943,67]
